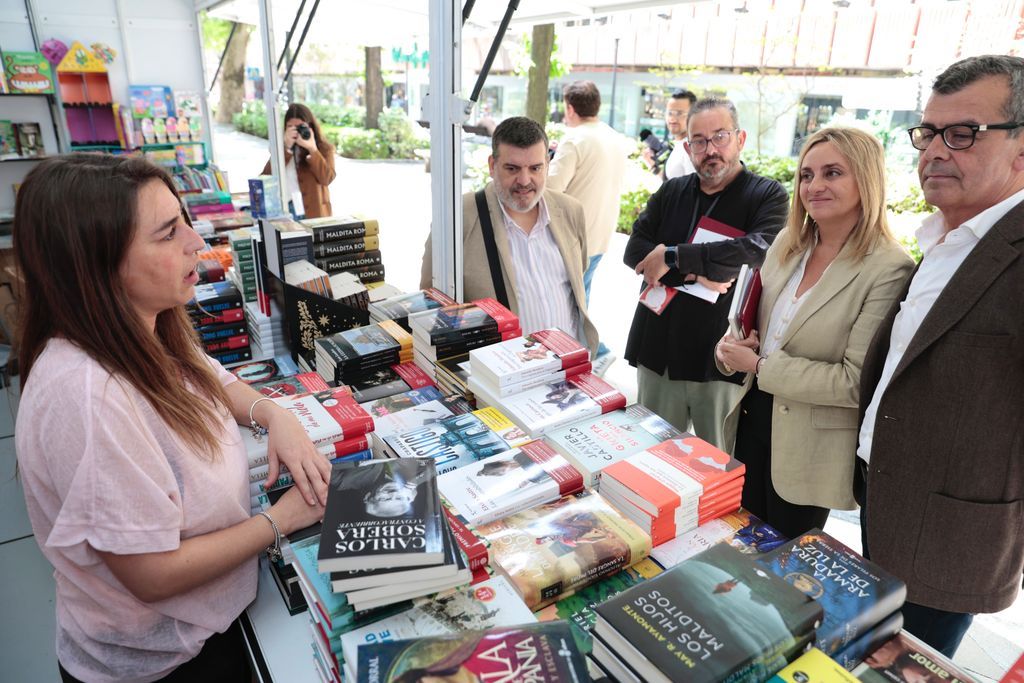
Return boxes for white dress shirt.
[498,197,582,342]
[762,247,823,357]
[857,187,1024,463]
[665,140,696,179]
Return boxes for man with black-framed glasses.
[624,97,788,451]
[857,54,1024,658]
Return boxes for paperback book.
[368,287,458,329]
[302,214,380,243]
[437,439,585,526]
[360,386,445,419]
[318,458,445,572]
[355,621,589,683]
[340,575,535,681]
[346,362,436,404]
[651,508,788,569]
[262,387,373,446]
[592,542,824,683]
[410,298,519,347]
[468,328,590,388]
[852,631,979,683]
[769,647,860,683]
[757,530,908,658]
[545,403,682,488]
[315,320,412,383]
[381,407,531,475]
[470,372,628,437]
[477,489,653,610]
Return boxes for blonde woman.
[716,127,914,538]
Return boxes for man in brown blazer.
[857,55,1024,657]
[420,117,599,355]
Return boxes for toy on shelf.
[2,51,55,94]
[56,41,117,147]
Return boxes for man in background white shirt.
[856,54,1024,659]
[643,89,698,180]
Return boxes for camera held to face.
[296,123,311,140]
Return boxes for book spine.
[314,249,383,272]
[442,506,489,571]
[312,236,380,258]
[189,307,244,326]
[204,333,250,353]
[210,347,253,365]
[311,221,378,243]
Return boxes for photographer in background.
[642,89,697,180]
[260,103,336,218]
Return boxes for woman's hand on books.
[269,487,325,537]
[716,332,761,375]
[264,408,331,507]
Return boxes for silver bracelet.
[257,511,283,562]
[248,397,273,439]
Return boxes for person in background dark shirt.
[624,97,788,452]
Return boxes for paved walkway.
[212,123,1023,680]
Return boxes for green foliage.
[326,127,387,160]
[377,108,429,159]
[743,154,798,194]
[887,182,934,215]
[232,100,269,139]
[307,103,364,128]
[898,233,923,263]
[200,13,236,52]
[617,187,653,235]
[512,34,572,79]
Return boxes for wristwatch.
[664,246,678,269]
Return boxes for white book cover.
[469,328,588,388]
[371,399,455,441]
[601,449,702,519]
[340,575,534,681]
[437,440,584,526]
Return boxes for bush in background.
[232,100,269,138]
[325,127,388,159]
[617,186,653,235]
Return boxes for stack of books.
[327,271,369,311]
[650,508,787,569]
[378,405,531,476]
[227,228,258,303]
[229,355,328,399]
[187,280,252,366]
[314,320,413,385]
[354,622,590,683]
[432,352,474,405]
[301,215,385,285]
[338,575,534,682]
[599,435,745,545]
[244,387,374,510]
[468,328,592,397]
[544,403,682,489]
[244,299,287,361]
[591,543,824,683]
[368,287,457,331]
[284,259,332,298]
[410,298,521,368]
[438,439,585,526]
[757,530,907,670]
[344,362,437,404]
[365,397,460,457]
[470,371,628,438]
[317,459,472,613]
[476,489,652,610]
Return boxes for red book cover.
[690,215,745,240]
[442,503,489,572]
[740,269,762,339]
[392,361,436,390]
[563,361,592,380]
[520,439,584,497]
[325,434,370,458]
[646,435,746,492]
[1000,653,1024,683]
[190,306,244,326]
[276,387,374,444]
[572,372,628,413]
[472,297,520,332]
[530,328,590,369]
[204,333,249,353]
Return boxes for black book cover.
[302,216,378,243]
[208,347,253,365]
[188,281,243,311]
[315,249,383,273]
[594,543,823,683]
[348,264,386,283]
[196,321,248,341]
[312,236,379,259]
[414,304,499,346]
[317,458,445,573]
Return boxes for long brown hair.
[284,102,334,159]
[776,127,896,263]
[14,154,231,458]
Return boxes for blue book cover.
[757,530,907,657]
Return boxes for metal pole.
[278,0,321,96]
[258,0,288,212]
[276,0,307,71]
[469,0,519,104]
[609,37,620,129]
[428,0,465,300]
[208,21,237,91]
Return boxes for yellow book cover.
[472,406,531,447]
[379,319,412,351]
[770,647,859,683]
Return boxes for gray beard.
[495,184,542,213]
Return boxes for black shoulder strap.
[474,189,510,309]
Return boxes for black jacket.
[624,168,789,382]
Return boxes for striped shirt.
[498,196,581,342]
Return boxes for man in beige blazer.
[420,117,599,355]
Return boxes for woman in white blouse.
[715,127,914,538]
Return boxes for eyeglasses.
[665,110,688,119]
[907,122,1024,150]
[688,129,738,154]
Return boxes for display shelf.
[0,156,45,163]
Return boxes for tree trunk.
[526,24,555,126]
[215,22,252,124]
[365,46,384,129]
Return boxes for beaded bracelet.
[257,510,283,562]
[248,397,273,439]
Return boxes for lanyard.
[686,188,722,242]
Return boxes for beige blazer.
[419,183,600,355]
[720,234,914,510]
